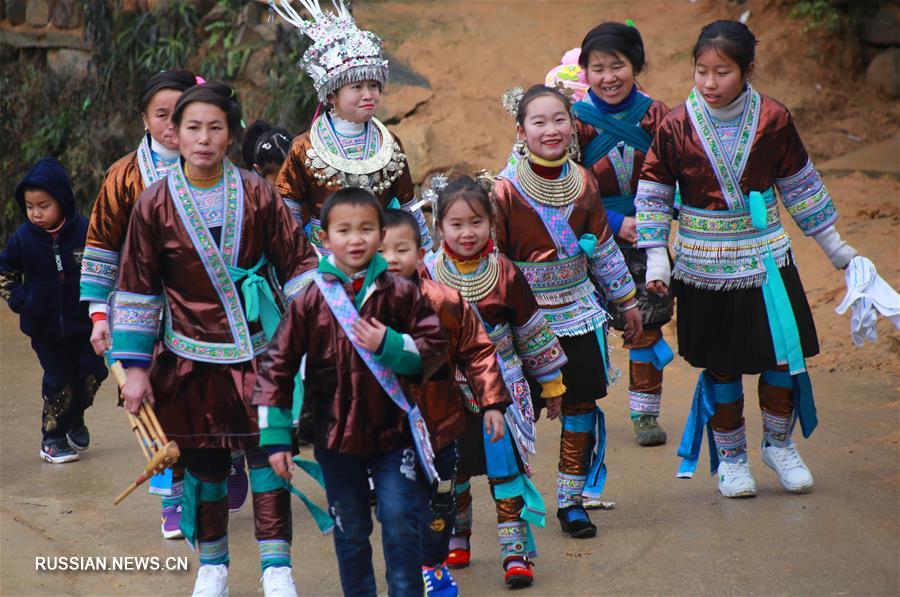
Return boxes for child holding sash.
[636,21,861,498]
[565,22,676,447]
[429,176,568,587]
[253,189,448,597]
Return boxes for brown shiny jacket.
[85,151,145,255]
[275,130,415,224]
[253,271,449,455]
[575,98,670,197]
[641,95,811,211]
[117,169,318,346]
[417,277,510,451]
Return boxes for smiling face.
[585,50,635,105]
[323,203,384,276]
[176,102,233,176]
[328,80,382,123]
[517,94,574,162]
[693,48,752,109]
[141,88,182,151]
[24,189,64,230]
[380,223,424,279]
[437,197,492,259]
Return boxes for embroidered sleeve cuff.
[110,291,163,361]
[645,246,671,286]
[590,236,637,302]
[283,270,315,304]
[375,327,423,375]
[513,311,568,379]
[539,374,566,399]
[635,180,675,248]
[80,247,120,303]
[776,160,839,236]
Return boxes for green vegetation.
[1,0,316,244]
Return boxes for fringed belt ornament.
[673,188,793,290]
[514,254,596,307]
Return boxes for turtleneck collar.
[527,157,564,180]
[588,84,638,114]
[149,134,179,160]
[329,112,366,137]
[702,85,749,122]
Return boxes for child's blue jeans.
[315,445,427,597]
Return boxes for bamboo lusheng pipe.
[108,359,181,505]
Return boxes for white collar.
[149,135,179,160]
[331,114,366,137]
[705,88,749,123]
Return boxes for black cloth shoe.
[557,505,597,538]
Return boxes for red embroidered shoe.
[446,547,470,569]
[503,557,534,588]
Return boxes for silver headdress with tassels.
[269,0,390,101]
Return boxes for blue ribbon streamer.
[572,95,653,168]
[676,373,743,478]
[629,337,675,371]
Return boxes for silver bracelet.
[619,300,639,313]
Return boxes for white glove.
[813,226,857,270]
[645,246,671,286]
[834,256,900,346]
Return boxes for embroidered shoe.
[192,563,229,597]
[446,536,471,569]
[633,415,667,446]
[557,505,597,538]
[717,459,757,498]
[227,451,249,513]
[503,557,534,588]
[422,563,459,597]
[66,424,90,451]
[760,440,814,493]
[40,438,79,464]
[261,566,297,597]
[161,504,184,540]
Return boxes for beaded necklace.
[515,157,584,207]
[433,251,500,303]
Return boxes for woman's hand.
[545,396,562,421]
[90,319,111,356]
[121,367,153,415]
[483,409,506,443]
[646,280,669,296]
[352,317,388,352]
[622,305,644,344]
[268,451,294,481]
[617,216,638,244]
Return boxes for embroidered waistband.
[673,196,792,291]
[514,254,595,307]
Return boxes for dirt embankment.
[360,0,900,382]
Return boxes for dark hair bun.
[172,81,243,134]
[139,70,196,113]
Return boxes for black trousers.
[31,337,107,440]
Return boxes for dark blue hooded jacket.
[0,157,92,340]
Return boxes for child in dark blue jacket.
[0,157,108,463]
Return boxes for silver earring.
[513,139,527,157]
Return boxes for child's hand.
[352,317,388,352]
[622,307,644,344]
[90,319,111,356]
[269,451,294,481]
[122,367,153,415]
[617,216,638,244]
[545,396,562,421]
[483,409,505,443]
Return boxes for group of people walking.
[1,1,880,596]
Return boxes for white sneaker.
[261,566,298,597]
[761,440,814,493]
[192,564,228,597]
[717,459,757,498]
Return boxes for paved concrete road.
[1,307,897,596]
